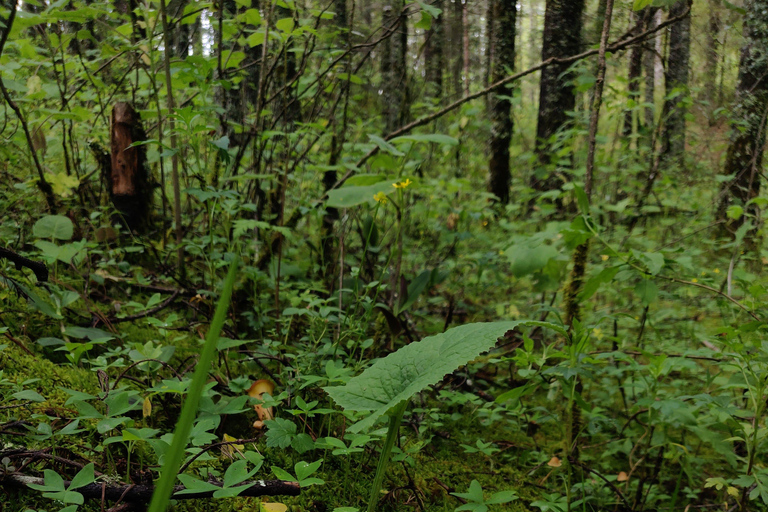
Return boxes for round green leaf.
[33,215,74,240]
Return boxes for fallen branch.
[0,247,49,282]
[3,472,301,502]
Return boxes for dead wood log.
[109,102,152,231]
[3,472,301,503]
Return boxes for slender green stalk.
[147,258,239,512]
[367,401,407,512]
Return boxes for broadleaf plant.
[324,320,564,512]
[324,320,565,433]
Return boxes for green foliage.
[325,321,565,434]
[148,258,239,512]
[0,1,765,511]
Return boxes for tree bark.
[110,102,151,231]
[704,0,722,110]
[660,0,691,168]
[462,0,470,96]
[531,0,585,192]
[487,0,516,204]
[643,8,659,133]
[483,0,493,97]
[716,0,768,241]
[623,8,648,137]
[451,0,463,97]
[167,0,191,57]
[381,0,408,132]
[591,0,608,47]
[424,0,445,99]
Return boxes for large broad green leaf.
[324,320,565,433]
[326,181,394,209]
[33,215,73,240]
[505,243,558,278]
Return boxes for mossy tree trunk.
[716,0,768,243]
[531,0,585,193]
[487,0,516,204]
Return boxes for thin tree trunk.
[561,0,615,473]
[487,0,516,204]
[531,0,585,193]
[716,0,768,249]
[660,0,691,168]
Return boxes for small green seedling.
[451,479,518,512]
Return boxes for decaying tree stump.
[109,102,151,230]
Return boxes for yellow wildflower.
[392,178,413,189]
[373,191,387,204]
[601,254,609,261]
[692,278,698,283]
[713,268,720,274]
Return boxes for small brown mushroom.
[247,379,275,429]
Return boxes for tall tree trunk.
[167,0,191,57]
[320,0,351,283]
[483,0,493,97]
[531,0,585,192]
[487,0,516,204]
[451,0,463,97]
[716,0,768,244]
[660,1,691,168]
[424,0,445,99]
[381,0,408,132]
[704,0,722,111]
[623,8,647,137]
[462,0,470,96]
[643,8,659,134]
[591,0,608,47]
[216,0,245,146]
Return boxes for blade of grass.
[148,258,239,512]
